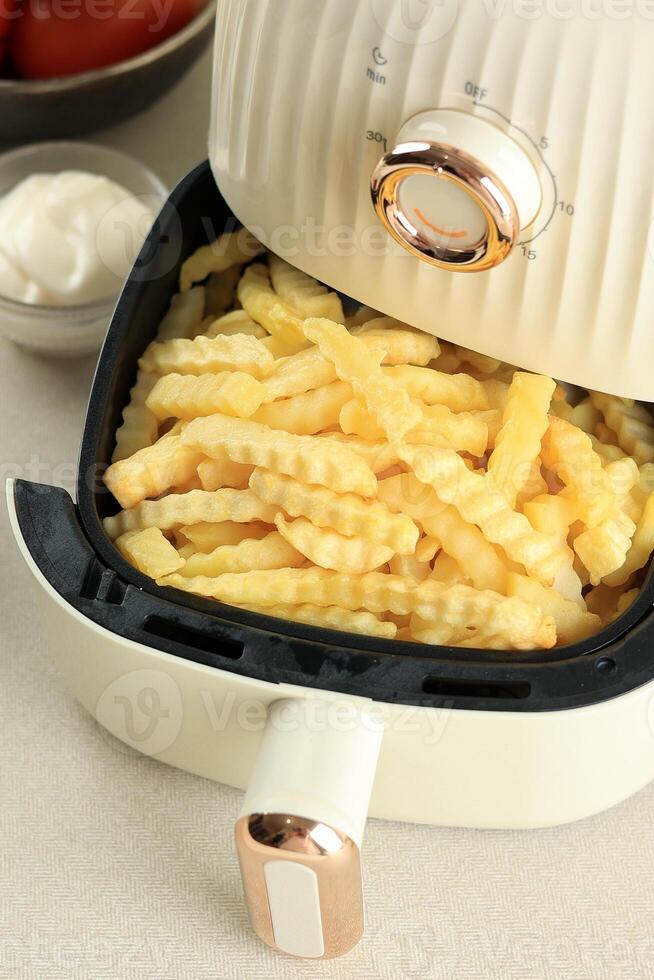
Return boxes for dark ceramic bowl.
[0,4,215,148]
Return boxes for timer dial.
[371,109,542,273]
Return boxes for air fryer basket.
[37,159,652,714]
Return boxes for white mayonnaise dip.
[0,170,155,306]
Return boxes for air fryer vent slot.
[143,616,244,660]
[422,676,531,700]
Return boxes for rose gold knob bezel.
[370,141,520,273]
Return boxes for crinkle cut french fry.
[146,372,266,421]
[182,413,378,497]
[422,505,508,593]
[603,491,654,586]
[507,572,600,644]
[204,310,266,339]
[431,552,469,585]
[116,527,185,579]
[111,370,159,463]
[237,263,307,350]
[179,230,264,292]
[317,433,401,474]
[412,581,556,650]
[197,457,254,491]
[159,571,555,649]
[139,333,275,379]
[487,372,556,508]
[453,345,502,375]
[383,364,494,412]
[180,521,271,552]
[275,514,394,574]
[400,445,566,584]
[339,397,488,456]
[103,489,278,540]
[590,392,654,464]
[415,535,440,563]
[239,603,397,639]
[156,287,205,341]
[249,468,419,554]
[252,381,353,435]
[262,348,338,400]
[352,318,441,365]
[541,417,615,527]
[269,253,345,323]
[303,317,421,442]
[573,510,636,585]
[377,472,447,522]
[181,531,304,578]
[388,554,431,581]
[104,434,203,510]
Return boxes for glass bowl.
[0,141,168,358]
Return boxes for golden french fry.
[179,230,264,292]
[181,530,304,578]
[356,324,441,366]
[541,417,615,527]
[116,527,185,579]
[181,521,271,552]
[507,572,601,644]
[156,287,206,341]
[146,372,266,421]
[249,468,419,554]
[383,364,494,412]
[487,372,556,508]
[388,554,431,581]
[573,510,636,585]
[414,581,556,649]
[203,309,266,339]
[263,347,337,400]
[103,489,278,540]
[237,263,308,350]
[104,433,203,510]
[139,333,275,379]
[303,317,422,442]
[111,370,159,463]
[603,491,654,586]
[590,392,654,464]
[240,602,397,639]
[275,514,394,574]
[422,505,508,593]
[377,471,447,522]
[269,253,345,322]
[339,397,488,455]
[197,457,254,491]
[317,433,402,473]
[182,413,378,497]
[431,552,469,585]
[399,445,566,584]
[415,535,440,563]
[252,381,353,435]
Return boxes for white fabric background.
[2,47,654,980]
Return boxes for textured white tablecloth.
[2,46,654,980]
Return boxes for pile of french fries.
[102,232,654,650]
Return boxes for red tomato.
[11,0,205,79]
[0,0,17,69]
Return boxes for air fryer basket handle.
[235,697,383,959]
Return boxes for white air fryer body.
[211,0,654,400]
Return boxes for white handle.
[235,697,383,959]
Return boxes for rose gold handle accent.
[235,813,364,959]
[371,140,520,273]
